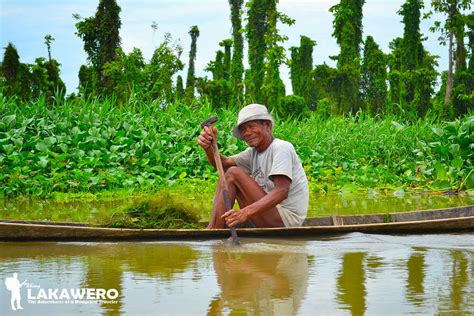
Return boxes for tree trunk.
[445,30,454,105]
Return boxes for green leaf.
[434,161,447,180]
[44,136,57,146]
[391,121,404,131]
[2,144,14,155]
[38,156,49,168]
[451,157,463,170]
[449,144,460,156]
[2,114,16,128]
[35,142,49,152]
[431,127,444,137]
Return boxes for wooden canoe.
[0,205,472,241]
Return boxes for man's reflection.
[208,243,309,315]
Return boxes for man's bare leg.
[208,167,284,228]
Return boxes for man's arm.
[222,175,291,227]
[198,125,236,171]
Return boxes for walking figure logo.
[4,273,27,311]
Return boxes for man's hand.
[197,125,217,150]
[222,208,250,227]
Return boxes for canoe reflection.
[208,244,309,315]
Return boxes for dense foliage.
[1,97,472,198]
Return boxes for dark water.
[1,234,473,315]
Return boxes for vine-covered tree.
[176,75,185,101]
[387,37,404,113]
[245,0,293,108]
[203,48,232,108]
[207,50,224,80]
[261,0,291,110]
[228,0,244,105]
[103,48,145,104]
[78,64,96,97]
[74,0,122,95]
[185,25,200,102]
[220,39,232,81]
[361,36,387,114]
[312,63,337,105]
[398,0,438,117]
[290,35,316,109]
[1,43,21,97]
[246,0,267,102]
[329,0,365,114]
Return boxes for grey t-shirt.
[231,138,309,225]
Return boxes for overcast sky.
[0,0,448,95]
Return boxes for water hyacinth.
[0,96,472,198]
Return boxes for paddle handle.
[210,136,239,244]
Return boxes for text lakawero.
[27,287,119,301]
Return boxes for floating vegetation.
[102,194,202,229]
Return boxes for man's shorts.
[276,205,306,227]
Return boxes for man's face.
[238,120,272,148]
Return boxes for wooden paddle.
[201,116,240,245]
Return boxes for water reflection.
[85,255,123,315]
[439,250,470,314]
[2,191,473,221]
[336,253,367,316]
[0,234,473,315]
[406,248,426,306]
[208,244,309,315]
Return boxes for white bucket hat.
[232,104,274,139]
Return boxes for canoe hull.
[1,206,473,241]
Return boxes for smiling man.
[198,103,309,229]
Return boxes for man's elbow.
[277,187,290,201]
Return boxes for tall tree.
[329,0,365,113]
[398,0,437,117]
[290,35,316,109]
[204,48,233,108]
[78,64,96,97]
[430,0,471,106]
[228,0,244,105]
[185,25,200,102]
[43,34,66,99]
[146,32,184,103]
[176,75,185,101]
[74,0,121,95]
[246,0,267,102]
[361,36,387,114]
[103,48,145,104]
[246,0,293,107]
[261,0,292,110]
[220,39,232,81]
[1,43,21,97]
[44,35,54,64]
[387,37,404,113]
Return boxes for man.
[198,103,309,229]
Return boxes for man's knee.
[224,166,247,183]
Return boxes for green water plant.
[102,194,202,229]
